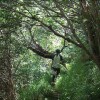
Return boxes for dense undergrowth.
[56,61,100,100]
[17,58,100,100]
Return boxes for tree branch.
[53,0,92,56]
[28,41,54,59]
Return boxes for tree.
[0,1,100,99]
[0,12,15,100]
[0,1,21,99]
[0,1,100,67]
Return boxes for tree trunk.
[0,33,15,100]
[93,56,100,70]
[80,0,100,70]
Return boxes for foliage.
[56,60,100,100]
[0,0,100,100]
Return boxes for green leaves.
[0,0,100,100]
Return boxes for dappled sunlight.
[0,0,100,100]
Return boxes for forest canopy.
[0,0,100,100]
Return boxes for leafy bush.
[56,60,100,100]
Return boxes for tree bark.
[79,0,100,69]
[0,33,15,100]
